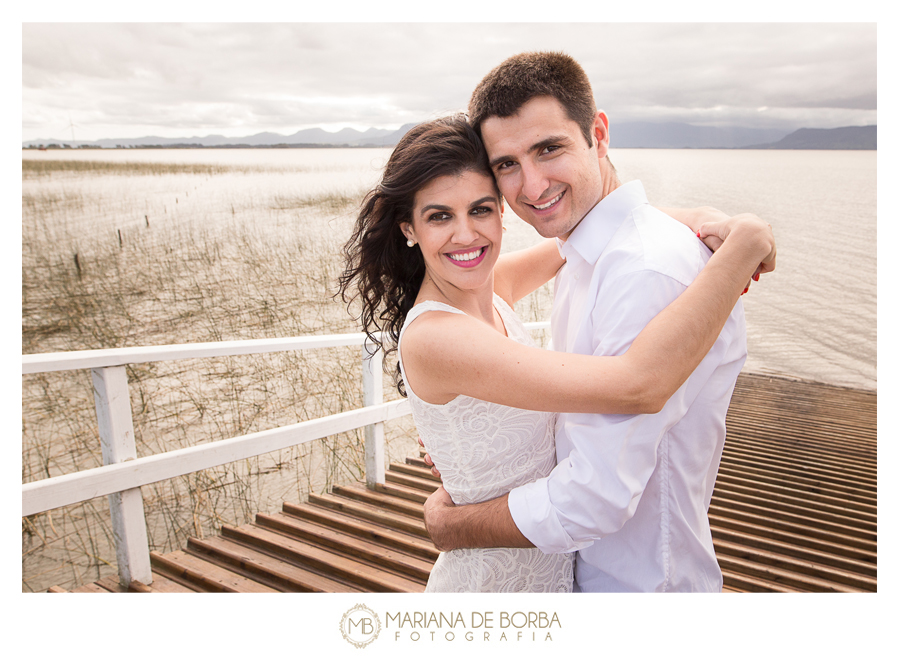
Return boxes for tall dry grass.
[21,153,427,592]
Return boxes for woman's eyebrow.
[469,196,498,208]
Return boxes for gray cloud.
[22,22,877,142]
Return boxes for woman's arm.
[492,239,564,306]
[401,214,775,414]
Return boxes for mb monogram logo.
[340,604,382,648]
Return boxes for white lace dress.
[398,295,574,593]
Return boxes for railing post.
[361,341,385,488]
[92,366,152,587]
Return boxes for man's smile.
[528,191,565,211]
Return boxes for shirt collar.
[557,180,648,265]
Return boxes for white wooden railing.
[21,322,549,587]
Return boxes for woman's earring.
[407,239,416,247]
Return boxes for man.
[423,51,752,592]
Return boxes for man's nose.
[520,161,550,202]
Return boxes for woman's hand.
[698,213,777,293]
[418,436,441,478]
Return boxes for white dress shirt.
[507,180,747,592]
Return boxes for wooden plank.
[712,483,877,530]
[385,471,440,493]
[716,553,868,593]
[714,472,877,515]
[708,512,877,562]
[255,512,436,577]
[719,450,878,495]
[389,462,442,483]
[714,539,876,592]
[22,332,373,374]
[307,493,430,537]
[220,523,425,592]
[150,550,279,593]
[22,398,411,516]
[371,481,430,504]
[137,573,197,593]
[721,569,805,593]
[332,483,426,518]
[711,526,876,578]
[279,503,438,560]
[70,582,110,593]
[186,535,365,593]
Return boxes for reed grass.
[21,156,420,592]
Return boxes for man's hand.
[423,485,456,551]
[417,436,441,478]
[697,212,776,295]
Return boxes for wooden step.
[150,550,279,592]
[279,503,438,560]
[186,534,364,593]
[252,512,434,580]
[306,493,430,538]
[331,482,426,518]
[219,523,425,592]
[713,539,875,592]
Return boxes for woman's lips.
[444,246,487,268]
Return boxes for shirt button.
[574,273,580,280]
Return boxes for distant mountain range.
[22,123,876,150]
[743,125,876,150]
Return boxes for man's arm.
[423,251,741,553]
[423,487,532,552]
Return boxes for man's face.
[481,96,609,240]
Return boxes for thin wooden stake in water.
[362,342,385,487]
[92,366,152,587]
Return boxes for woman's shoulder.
[400,301,469,349]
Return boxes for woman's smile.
[446,246,488,267]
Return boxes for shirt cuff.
[508,478,593,554]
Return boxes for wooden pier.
[49,372,877,593]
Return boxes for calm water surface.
[24,147,877,390]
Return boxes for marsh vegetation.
[21,149,555,592]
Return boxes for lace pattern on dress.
[398,295,574,593]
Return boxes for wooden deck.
[49,372,877,593]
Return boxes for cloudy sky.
[22,21,877,143]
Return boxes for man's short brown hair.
[468,51,597,147]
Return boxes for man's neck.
[559,167,621,243]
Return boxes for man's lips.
[527,191,564,211]
[444,246,487,268]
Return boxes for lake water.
[23,146,877,390]
[20,146,876,592]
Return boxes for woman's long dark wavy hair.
[338,114,496,395]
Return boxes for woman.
[339,115,774,592]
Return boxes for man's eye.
[542,145,560,155]
[496,161,516,171]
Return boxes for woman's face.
[401,170,503,295]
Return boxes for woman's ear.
[399,221,414,242]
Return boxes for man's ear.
[593,111,610,160]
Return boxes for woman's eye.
[428,212,451,222]
[471,206,492,216]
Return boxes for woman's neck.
[416,272,498,327]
